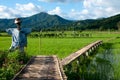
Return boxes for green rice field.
[1,31,120,58]
[1,31,120,80]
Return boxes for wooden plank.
[13,55,66,80]
[61,40,102,66]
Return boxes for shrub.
[0,51,30,80]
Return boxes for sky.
[0,0,120,20]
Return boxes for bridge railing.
[61,40,103,66]
[61,40,103,79]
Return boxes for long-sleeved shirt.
[6,28,31,51]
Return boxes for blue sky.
[0,0,120,20]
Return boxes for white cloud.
[0,3,43,19]
[46,0,120,20]
[48,6,70,19]
[38,0,64,3]
[81,0,120,19]
[16,3,41,12]
[67,9,89,20]
[38,0,83,3]
[81,9,89,15]
[0,6,7,12]
[15,3,43,17]
[48,7,62,16]
[0,0,120,20]
[0,5,16,18]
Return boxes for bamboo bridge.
[12,40,103,80]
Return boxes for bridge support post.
[65,63,72,73]
[88,49,92,55]
[77,57,81,65]
[85,52,89,57]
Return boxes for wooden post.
[77,57,81,65]
[85,51,89,57]
[65,63,72,73]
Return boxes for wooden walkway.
[12,40,102,80]
[61,40,102,66]
[12,56,66,80]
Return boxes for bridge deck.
[13,56,66,80]
[12,40,102,80]
[61,40,102,66]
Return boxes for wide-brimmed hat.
[14,18,21,24]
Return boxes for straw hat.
[14,18,21,24]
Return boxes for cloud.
[67,9,89,20]
[82,0,120,19]
[38,0,83,3]
[0,3,43,19]
[0,0,120,20]
[45,0,120,20]
[64,0,120,20]
[38,0,63,2]
[0,5,16,18]
[47,7,88,20]
[16,3,41,12]
[15,3,43,17]
[48,7,62,15]
[48,6,69,19]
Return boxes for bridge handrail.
[61,40,103,66]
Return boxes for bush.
[0,51,8,67]
[0,51,30,80]
[16,52,30,64]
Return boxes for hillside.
[72,14,120,30]
[0,12,120,31]
[0,12,72,31]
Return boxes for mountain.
[0,12,120,31]
[0,12,72,31]
[72,14,120,30]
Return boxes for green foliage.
[1,31,120,79]
[16,52,30,64]
[65,47,115,80]
[0,12,72,31]
[0,12,120,32]
[73,14,120,30]
[0,51,30,80]
[0,51,8,67]
[1,31,120,58]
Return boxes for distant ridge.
[70,14,120,30]
[0,12,72,31]
[0,12,120,31]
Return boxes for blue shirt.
[6,28,31,50]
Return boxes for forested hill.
[72,14,120,31]
[0,12,120,31]
[0,12,72,31]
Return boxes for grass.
[0,37,101,59]
[1,31,120,80]
[1,31,120,58]
[0,50,30,80]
